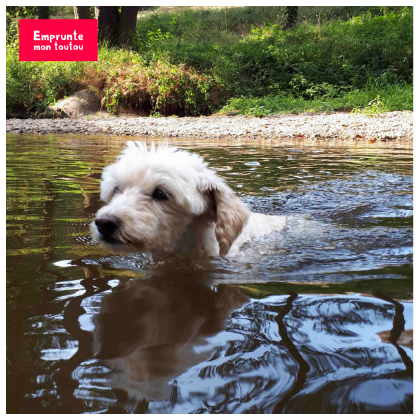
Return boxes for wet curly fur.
[91,142,253,259]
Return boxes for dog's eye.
[152,188,169,201]
[113,186,121,195]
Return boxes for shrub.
[80,48,222,116]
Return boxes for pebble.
[6,111,413,141]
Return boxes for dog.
[91,142,287,259]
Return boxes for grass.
[6,6,413,117]
[220,76,413,116]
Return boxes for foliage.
[80,47,222,116]
[129,6,412,97]
[6,21,84,116]
[6,6,69,23]
[6,6,37,24]
[220,76,413,116]
[6,6,413,116]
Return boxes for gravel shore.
[6,111,413,140]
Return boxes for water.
[6,134,413,414]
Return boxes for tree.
[73,6,91,19]
[37,6,50,19]
[94,6,139,46]
[118,6,139,45]
[95,6,119,43]
[281,6,298,30]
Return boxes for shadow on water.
[6,135,413,413]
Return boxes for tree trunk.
[95,6,119,43]
[118,6,139,45]
[37,6,50,19]
[73,6,91,19]
[281,6,298,30]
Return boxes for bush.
[82,50,222,116]
[128,6,412,100]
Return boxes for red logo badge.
[19,19,98,61]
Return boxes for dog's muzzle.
[95,215,121,242]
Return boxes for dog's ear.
[201,178,250,258]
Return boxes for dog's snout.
[95,215,121,237]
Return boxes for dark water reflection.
[6,135,413,413]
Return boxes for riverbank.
[7,8,412,118]
[6,111,413,141]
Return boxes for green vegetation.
[6,6,413,117]
[221,76,413,116]
[6,6,75,23]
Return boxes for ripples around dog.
[6,135,412,413]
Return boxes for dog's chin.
[97,236,146,254]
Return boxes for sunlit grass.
[220,78,413,116]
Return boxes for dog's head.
[90,142,250,257]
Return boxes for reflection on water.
[6,135,413,413]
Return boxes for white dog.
[91,142,287,259]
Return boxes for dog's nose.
[95,215,121,237]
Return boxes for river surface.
[6,134,413,414]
